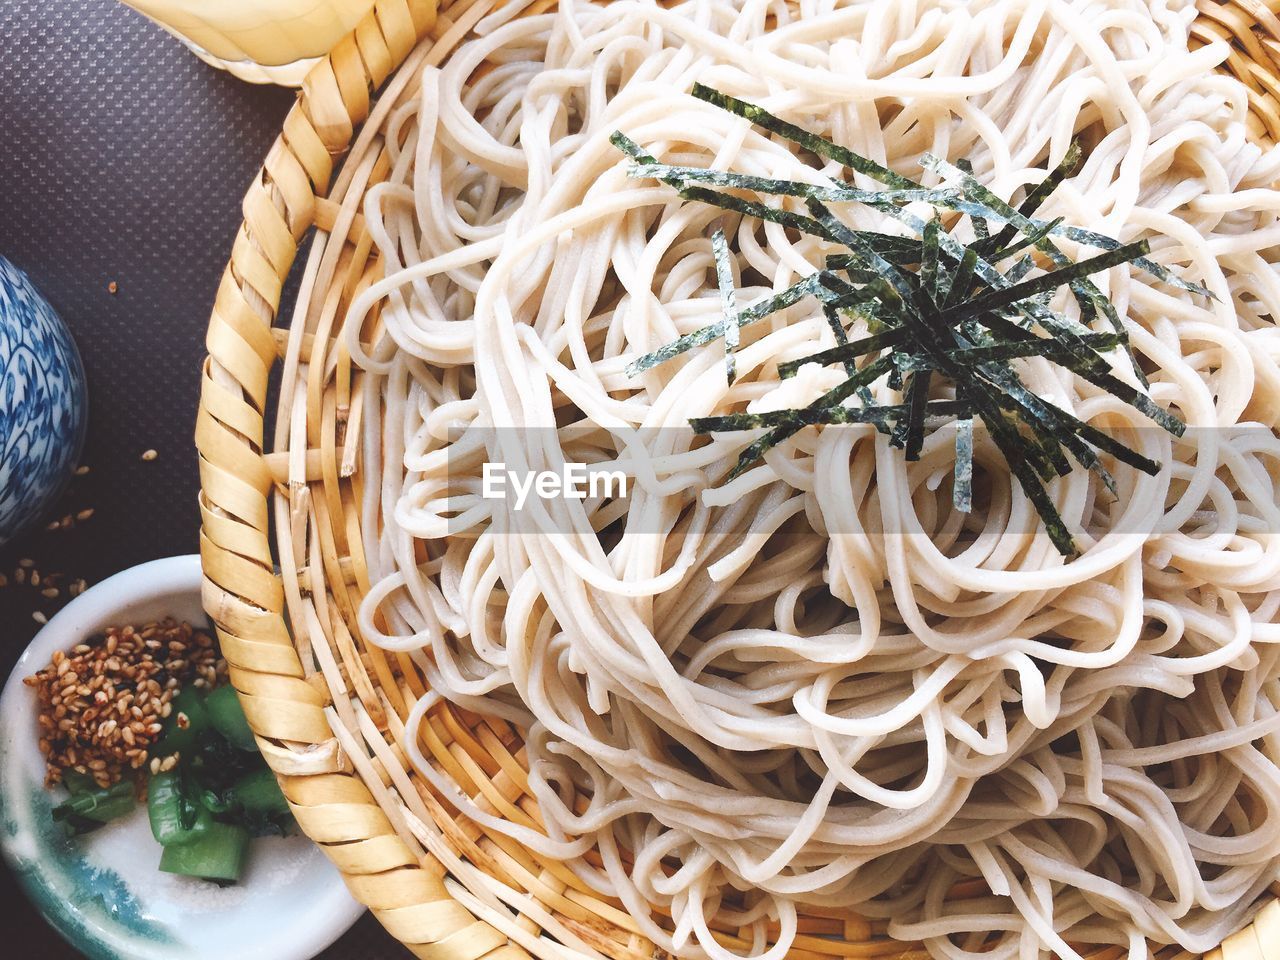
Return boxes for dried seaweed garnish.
[613,87,1209,555]
[922,153,1215,299]
[625,162,955,206]
[777,328,909,379]
[950,242,1152,319]
[711,228,740,384]
[954,395,975,513]
[690,399,967,433]
[627,273,826,375]
[981,142,1082,256]
[689,83,919,190]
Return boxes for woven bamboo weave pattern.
[196,2,1280,958]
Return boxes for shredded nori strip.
[690,400,968,433]
[625,162,956,206]
[920,153,1167,384]
[710,227,740,384]
[778,328,910,379]
[821,302,859,378]
[981,141,1082,255]
[919,217,943,305]
[689,83,919,190]
[953,397,975,513]
[612,86,1207,554]
[627,273,825,375]
[948,242,1152,320]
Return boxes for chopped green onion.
[158,820,250,884]
[224,768,290,817]
[148,770,214,847]
[204,685,257,752]
[52,781,135,835]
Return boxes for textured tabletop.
[0,0,401,956]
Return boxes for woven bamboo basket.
[196,1,1280,957]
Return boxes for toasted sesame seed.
[18,558,34,569]
[42,587,60,599]
[141,449,158,461]
[75,465,90,476]
[32,611,48,625]
[76,509,95,522]
[27,617,224,788]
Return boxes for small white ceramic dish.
[0,555,365,960]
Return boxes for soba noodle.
[344,1,1280,957]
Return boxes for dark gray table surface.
[0,0,402,956]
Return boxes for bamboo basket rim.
[196,1,1280,958]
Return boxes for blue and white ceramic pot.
[0,258,87,546]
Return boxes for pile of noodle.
[344,1,1280,957]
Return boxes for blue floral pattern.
[0,257,86,545]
